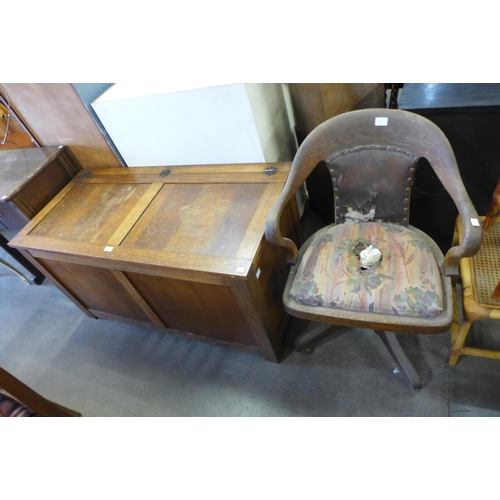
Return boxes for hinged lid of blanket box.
[10,163,293,280]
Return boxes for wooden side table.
[0,146,80,284]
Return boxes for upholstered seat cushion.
[290,222,443,318]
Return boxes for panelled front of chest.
[10,164,301,362]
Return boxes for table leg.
[0,233,45,285]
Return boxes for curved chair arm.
[265,188,299,263]
[443,207,482,276]
[265,119,336,263]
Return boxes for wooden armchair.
[449,176,500,365]
[266,108,482,390]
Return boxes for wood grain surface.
[10,163,301,361]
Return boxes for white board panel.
[92,83,266,166]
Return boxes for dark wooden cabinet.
[10,163,302,362]
[400,83,500,251]
[0,146,80,230]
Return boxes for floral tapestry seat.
[290,222,444,319]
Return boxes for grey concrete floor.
[2,229,500,417]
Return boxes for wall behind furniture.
[91,83,298,167]
[0,83,122,169]
[288,83,386,139]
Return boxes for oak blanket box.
[9,163,302,362]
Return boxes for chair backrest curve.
[265,109,482,274]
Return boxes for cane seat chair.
[449,177,500,365]
[265,108,482,390]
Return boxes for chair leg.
[450,286,460,345]
[0,257,31,285]
[374,330,422,391]
[0,234,45,284]
[449,320,473,366]
[292,323,340,354]
[291,323,422,391]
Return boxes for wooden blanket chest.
[10,163,301,362]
